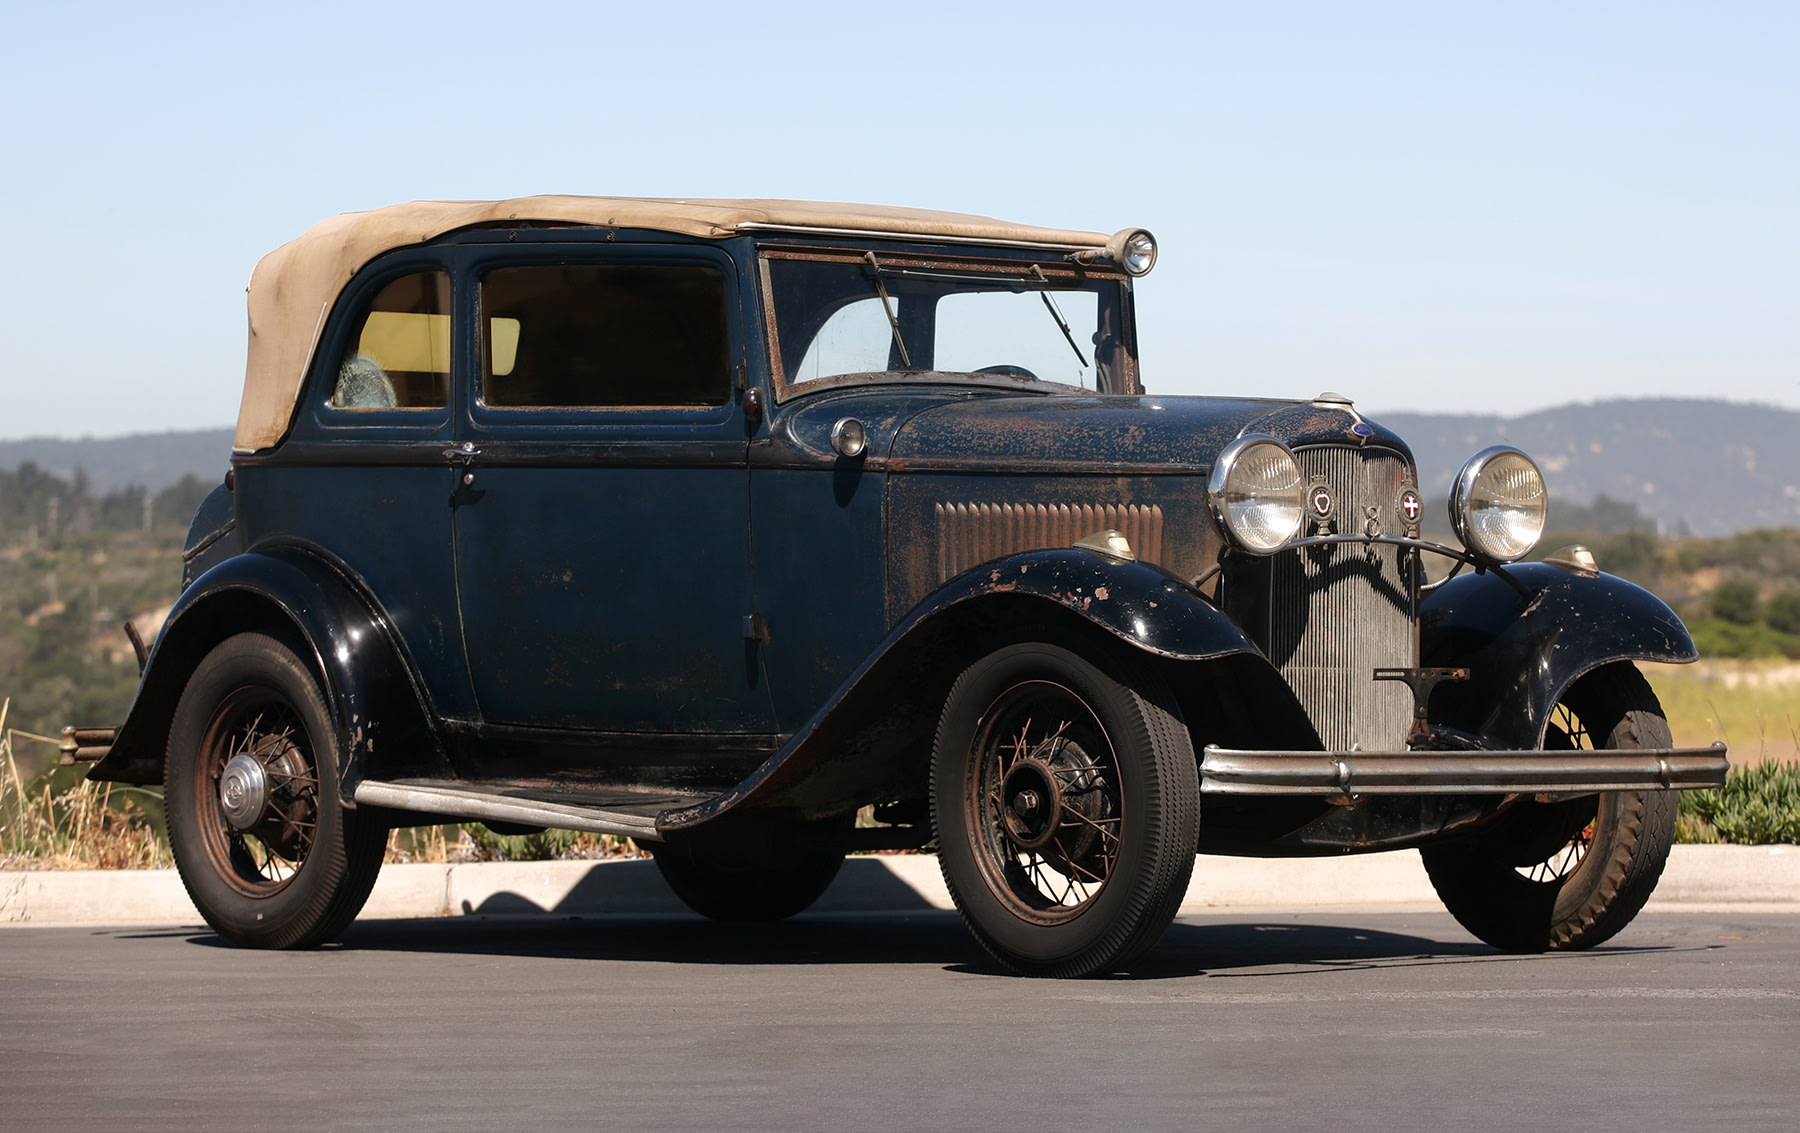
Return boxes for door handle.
[443,443,481,466]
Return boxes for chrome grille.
[1270,448,1415,752]
[935,502,1164,583]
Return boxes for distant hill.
[0,399,1796,537]
[1375,399,1800,538]
[0,428,234,495]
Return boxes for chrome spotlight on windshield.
[1449,445,1549,563]
[1070,228,1158,277]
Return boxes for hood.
[886,393,1412,473]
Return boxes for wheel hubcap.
[1001,761,1061,850]
[196,691,321,897]
[218,752,270,830]
[969,680,1123,922]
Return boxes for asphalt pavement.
[3,907,1795,1131]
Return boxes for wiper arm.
[864,252,912,368]
[1031,265,1090,374]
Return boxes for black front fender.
[661,547,1266,832]
[1421,562,1697,750]
[924,547,1267,662]
[88,545,448,791]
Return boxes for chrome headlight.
[1208,434,1304,554]
[1450,445,1548,563]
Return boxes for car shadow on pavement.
[338,911,1000,969]
[158,911,1684,980]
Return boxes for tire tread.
[1422,663,1677,953]
[931,634,1198,977]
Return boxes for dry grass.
[2,699,169,870]
[385,824,646,864]
[1644,660,1800,767]
[1,691,649,870]
[12,661,1779,868]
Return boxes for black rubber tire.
[931,637,1199,978]
[653,831,846,922]
[1421,662,1678,953]
[165,632,387,949]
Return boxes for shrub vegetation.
[1678,761,1800,845]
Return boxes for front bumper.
[1200,743,1729,797]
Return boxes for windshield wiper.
[863,252,912,368]
[1031,265,1090,375]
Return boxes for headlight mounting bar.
[1242,531,1539,601]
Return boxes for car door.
[450,241,773,734]
[237,251,479,726]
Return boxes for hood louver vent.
[934,502,1164,583]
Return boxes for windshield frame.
[756,242,1139,403]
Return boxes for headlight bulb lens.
[1451,446,1548,563]
[1122,231,1157,276]
[1208,435,1304,554]
[1094,228,1158,276]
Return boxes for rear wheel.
[165,632,386,948]
[1421,663,1677,952]
[932,638,1199,978]
[654,825,846,922]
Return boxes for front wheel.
[1421,663,1678,952]
[165,632,387,948]
[932,638,1199,978]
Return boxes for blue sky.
[1,1,1793,438]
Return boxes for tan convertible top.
[235,196,1113,452]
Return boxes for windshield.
[760,250,1132,396]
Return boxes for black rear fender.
[87,546,447,793]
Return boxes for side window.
[331,271,452,409]
[480,263,729,408]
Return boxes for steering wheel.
[973,364,1039,381]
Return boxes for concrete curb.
[3,844,1795,927]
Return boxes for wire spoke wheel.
[166,632,386,949]
[933,636,1198,978]
[194,692,321,897]
[1512,704,1598,884]
[1421,662,1679,953]
[971,682,1123,922]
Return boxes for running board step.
[354,780,673,841]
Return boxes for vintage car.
[72,196,1727,977]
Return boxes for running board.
[354,780,666,842]
[1200,743,1730,797]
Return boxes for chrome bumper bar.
[1200,743,1729,797]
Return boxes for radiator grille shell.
[1266,446,1417,752]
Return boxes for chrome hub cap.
[218,752,270,831]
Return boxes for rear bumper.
[1200,743,1729,797]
